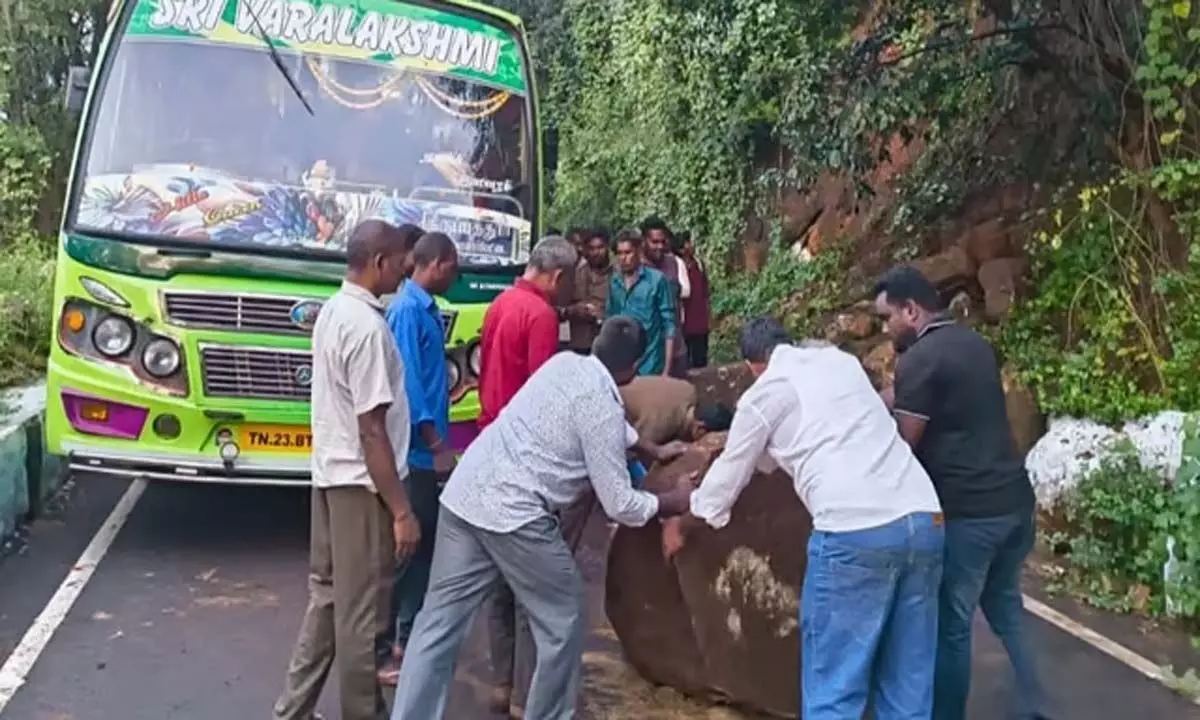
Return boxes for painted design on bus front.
[77,164,530,264]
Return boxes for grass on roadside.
[0,236,55,388]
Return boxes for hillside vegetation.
[499,0,1199,423]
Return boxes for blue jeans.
[934,509,1043,720]
[802,512,945,720]
[389,469,444,649]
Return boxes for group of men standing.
[561,219,712,374]
[270,217,1045,720]
[271,217,711,720]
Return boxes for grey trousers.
[391,507,586,720]
[486,490,598,703]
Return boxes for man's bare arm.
[417,422,442,449]
[654,484,693,517]
[661,512,706,559]
[662,337,676,376]
[896,413,927,448]
[357,405,413,519]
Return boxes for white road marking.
[1023,593,1200,705]
[0,479,146,714]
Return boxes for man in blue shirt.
[380,231,460,684]
[606,230,677,376]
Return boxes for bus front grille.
[164,291,457,340]
[200,345,312,401]
[163,292,314,334]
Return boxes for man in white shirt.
[666,316,944,720]
[391,317,695,720]
[274,220,422,720]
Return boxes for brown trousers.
[486,490,599,706]
[274,486,394,720]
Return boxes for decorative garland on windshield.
[304,57,512,119]
[414,76,511,120]
[304,56,404,109]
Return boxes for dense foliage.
[0,0,104,385]
[1001,0,1200,423]
[503,1,1198,388]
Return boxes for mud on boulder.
[606,366,813,718]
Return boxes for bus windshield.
[73,0,534,267]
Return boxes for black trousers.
[685,332,709,369]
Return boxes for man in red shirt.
[477,235,579,714]
[477,236,576,429]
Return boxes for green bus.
[46,0,541,484]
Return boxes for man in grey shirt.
[390,317,695,720]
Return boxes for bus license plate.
[238,425,312,453]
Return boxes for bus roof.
[107,0,527,35]
[442,0,525,32]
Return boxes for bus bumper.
[47,360,483,488]
[65,444,312,486]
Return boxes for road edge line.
[1022,593,1200,706]
[0,479,147,714]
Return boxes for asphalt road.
[0,476,1197,720]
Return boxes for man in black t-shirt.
[874,265,1048,720]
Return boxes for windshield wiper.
[243,4,314,116]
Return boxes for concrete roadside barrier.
[0,383,67,542]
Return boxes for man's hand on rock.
[653,440,689,463]
[662,516,688,561]
[653,472,697,518]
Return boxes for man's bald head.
[346,220,418,271]
[345,220,422,296]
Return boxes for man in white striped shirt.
[391,316,695,720]
[666,317,944,720]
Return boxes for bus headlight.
[93,315,134,357]
[467,342,482,376]
[446,356,461,390]
[142,337,181,377]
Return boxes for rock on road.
[0,477,1197,719]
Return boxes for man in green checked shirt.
[606,229,678,376]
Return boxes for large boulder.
[606,433,810,718]
[687,363,755,410]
